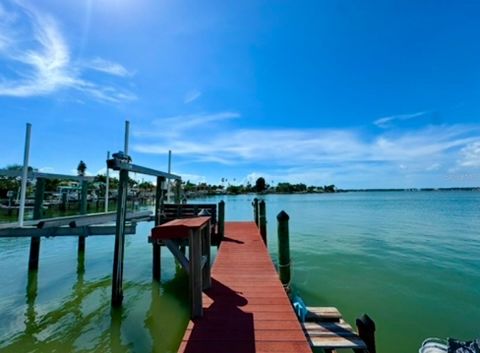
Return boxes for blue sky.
[1,0,479,188]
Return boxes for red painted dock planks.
[178,222,311,353]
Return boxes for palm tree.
[77,161,87,176]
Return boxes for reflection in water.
[110,307,130,353]
[145,270,189,353]
[1,261,190,353]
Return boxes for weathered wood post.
[218,200,225,241]
[356,314,376,353]
[174,179,181,204]
[201,219,212,289]
[28,177,45,271]
[7,191,13,216]
[152,176,164,281]
[190,227,203,318]
[78,180,88,253]
[253,198,259,225]
[112,168,129,306]
[277,210,291,288]
[259,200,267,244]
[60,191,67,211]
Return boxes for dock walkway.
[179,221,311,353]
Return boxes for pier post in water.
[174,179,181,204]
[60,191,67,211]
[356,314,376,353]
[112,168,129,306]
[259,200,267,244]
[28,177,45,271]
[152,176,164,281]
[78,180,88,253]
[218,200,225,241]
[253,198,259,225]
[276,210,291,288]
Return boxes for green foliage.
[138,180,154,190]
[0,164,38,198]
[226,185,243,194]
[255,177,266,193]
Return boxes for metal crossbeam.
[107,160,181,179]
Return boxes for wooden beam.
[0,224,137,237]
[35,210,151,229]
[164,240,190,274]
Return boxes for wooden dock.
[178,221,312,353]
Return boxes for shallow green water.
[1,192,479,353]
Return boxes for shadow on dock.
[181,277,255,353]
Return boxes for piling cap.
[277,210,290,221]
[356,313,376,331]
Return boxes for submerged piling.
[356,314,376,353]
[277,210,291,288]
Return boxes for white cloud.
[178,172,206,184]
[0,2,135,103]
[374,111,427,128]
[459,141,480,168]
[39,166,54,173]
[83,58,134,77]
[184,89,201,104]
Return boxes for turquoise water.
[1,192,479,353]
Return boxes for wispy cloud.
[134,111,240,138]
[374,111,428,128]
[0,2,135,103]
[184,89,202,104]
[83,58,134,77]
[132,115,480,187]
[459,141,480,168]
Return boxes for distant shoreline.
[190,187,480,198]
[339,187,480,192]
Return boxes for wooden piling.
[111,169,129,306]
[201,221,211,289]
[189,228,203,318]
[152,176,164,281]
[218,200,225,240]
[174,179,181,204]
[253,198,259,225]
[28,177,45,271]
[277,210,291,288]
[60,191,67,211]
[259,200,267,244]
[78,180,88,253]
[356,314,376,353]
